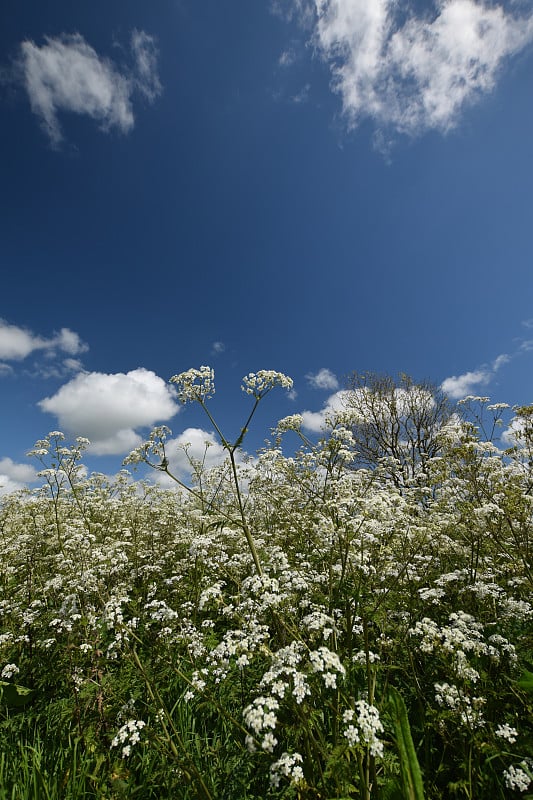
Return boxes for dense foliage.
[0,370,532,799]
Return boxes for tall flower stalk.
[126,367,294,577]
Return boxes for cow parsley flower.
[1,663,19,679]
[170,366,215,403]
[342,702,384,757]
[495,724,518,744]
[269,752,304,788]
[503,764,531,792]
[241,371,293,398]
[110,719,146,759]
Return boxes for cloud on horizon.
[38,368,179,455]
[293,0,533,137]
[301,389,350,431]
[0,457,38,496]
[17,30,161,145]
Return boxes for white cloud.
[306,367,339,390]
[211,341,226,355]
[0,457,37,484]
[0,476,25,497]
[304,0,533,136]
[38,368,179,455]
[130,29,162,101]
[18,30,161,144]
[502,417,524,447]
[441,349,511,400]
[155,427,252,485]
[0,457,38,495]
[272,0,316,26]
[440,369,492,399]
[301,389,350,431]
[492,353,510,371]
[279,47,298,67]
[0,319,88,361]
[290,83,311,103]
[161,428,228,482]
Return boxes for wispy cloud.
[441,352,511,400]
[0,320,88,375]
[16,30,161,145]
[290,83,311,103]
[279,48,297,67]
[211,341,226,355]
[38,368,179,455]
[292,0,533,137]
[271,0,316,26]
[306,367,339,390]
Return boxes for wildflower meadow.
[0,368,532,799]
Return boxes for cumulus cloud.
[159,428,228,483]
[0,457,38,495]
[441,368,492,399]
[299,0,533,136]
[211,341,226,355]
[154,427,252,486]
[38,368,179,455]
[17,30,161,145]
[306,367,339,390]
[301,384,441,431]
[0,320,88,371]
[301,389,350,431]
[502,417,524,447]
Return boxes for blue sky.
[1,0,533,491]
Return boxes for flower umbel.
[241,371,293,399]
[170,366,215,403]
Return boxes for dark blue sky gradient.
[1,0,532,480]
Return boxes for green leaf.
[517,670,533,694]
[0,680,34,708]
[387,687,425,800]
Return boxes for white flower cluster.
[495,723,518,743]
[275,414,303,433]
[342,701,384,757]
[1,663,19,679]
[124,425,171,466]
[241,371,293,399]
[110,719,146,759]
[309,646,346,689]
[434,682,485,728]
[259,642,311,704]
[170,366,215,404]
[409,610,515,686]
[300,610,338,642]
[243,696,279,753]
[269,751,305,788]
[503,763,531,792]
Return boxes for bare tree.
[341,372,456,487]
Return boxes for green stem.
[131,648,214,800]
